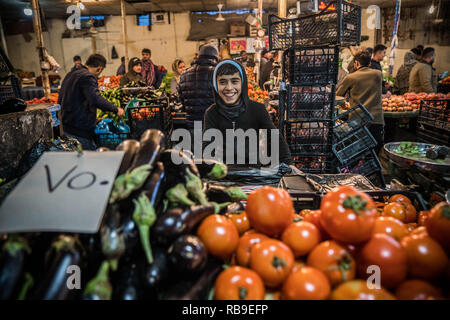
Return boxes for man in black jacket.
[59,54,125,150]
[178,44,219,130]
[203,60,292,167]
[370,44,389,94]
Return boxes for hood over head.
[403,51,417,66]
[212,59,250,109]
[128,57,142,72]
[172,58,184,76]
[199,44,219,61]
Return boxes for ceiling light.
[24,4,32,16]
[216,4,225,21]
[429,5,435,14]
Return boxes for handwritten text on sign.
[0,151,124,234]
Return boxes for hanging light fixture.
[429,1,435,14]
[24,3,33,16]
[216,4,225,21]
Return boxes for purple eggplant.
[129,129,165,170]
[115,139,140,175]
[167,235,207,275]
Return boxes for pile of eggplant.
[0,129,248,300]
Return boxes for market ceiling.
[0,0,437,22]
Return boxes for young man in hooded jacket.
[203,60,292,168]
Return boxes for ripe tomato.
[382,202,407,222]
[281,221,321,257]
[197,215,239,260]
[373,216,408,241]
[388,194,412,205]
[307,241,356,287]
[249,239,294,288]
[357,234,407,289]
[235,232,269,267]
[401,235,449,281]
[214,266,265,300]
[299,209,312,217]
[425,202,450,252]
[291,213,303,223]
[418,210,430,226]
[395,280,443,300]
[409,226,428,238]
[320,186,377,244]
[403,203,417,223]
[292,259,306,272]
[331,280,396,300]
[225,211,250,235]
[281,267,330,300]
[302,210,330,239]
[246,187,294,237]
[405,222,418,233]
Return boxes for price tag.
[0,151,124,234]
[104,77,111,84]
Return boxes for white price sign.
[0,151,124,234]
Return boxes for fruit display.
[248,83,268,103]
[211,186,449,300]
[1,131,449,300]
[382,95,417,113]
[245,66,256,83]
[98,75,121,90]
[441,76,450,85]
[25,93,59,105]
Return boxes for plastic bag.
[95,118,130,135]
[16,136,81,179]
[212,163,293,186]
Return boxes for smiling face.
[133,64,142,73]
[217,72,242,106]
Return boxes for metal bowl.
[384,142,450,174]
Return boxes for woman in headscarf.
[395,51,417,95]
[170,59,186,95]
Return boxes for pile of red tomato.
[26,93,59,105]
[202,186,449,300]
[248,84,268,103]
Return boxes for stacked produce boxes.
[270,0,361,173]
[416,99,449,146]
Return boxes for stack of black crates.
[416,99,449,146]
[0,46,23,108]
[270,0,385,183]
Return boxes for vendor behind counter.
[120,57,143,87]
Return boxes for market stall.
[0,0,449,303]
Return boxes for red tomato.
[395,280,443,300]
[281,221,321,257]
[307,240,356,287]
[425,202,450,252]
[388,194,412,205]
[235,232,269,267]
[214,266,265,300]
[320,186,377,244]
[302,210,331,240]
[401,235,449,281]
[417,210,430,226]
[249,239,294,288]
[382,202,407,222]
[246,187,294,237]
[225,211,250,235]
[357,233,407,289]
[281,267,331,300]
[197,215,239,260]
[373,216,408,241]
[331,280,396,300]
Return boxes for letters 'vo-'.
[0,151,124,234]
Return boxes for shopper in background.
[59,54,125,150]
[170,58,186,95]
[237,50,248,67]
[260,51,279,90]
[336,52,384,154]
[203,60,292,166]
[178,44,219,130]
[120,57,143,87]
[116,56,126,76]
[411,47,422,61]
[71,55,86,72]
[370,44,389,94]
[366,47,373,57]
[409,47,437,93]
[394,51,417,95]
[191,53,199,66]
[141,48,161,89]
[259,49,274,88]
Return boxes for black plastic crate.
[416,124,450,146]
[418,99,449,132]
[268,1,361,50]
[0,75,23,105]
[284,120,333,155]
[127,106,165,139]
[285,84,336,121]
[283,46,339,85]
[336,149,381,176]
[292,155,334,174]
[333,104,374,139]
[0,46,14,77]
[332,126,377,165]
[288,191,323,212]
[95,132,129,149]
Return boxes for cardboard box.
[230,24,246,36]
